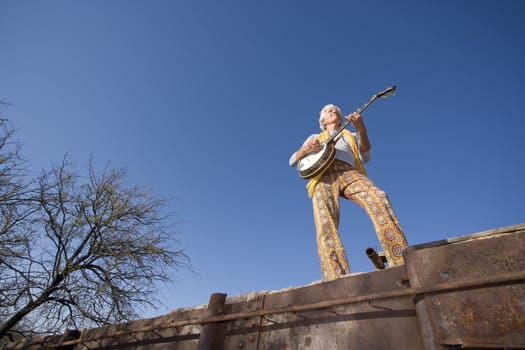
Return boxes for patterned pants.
[312,160,408,280]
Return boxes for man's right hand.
[295,138,321,161]
[305,138,321,153]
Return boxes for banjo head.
[297,143,335,179]
[297,143,327,171]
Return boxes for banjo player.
[289,103,408,280]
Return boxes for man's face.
[322,107,341,128]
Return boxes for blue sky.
[1,1,524,318]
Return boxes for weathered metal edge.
[409,222,525,251]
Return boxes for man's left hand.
[346,112,365,131]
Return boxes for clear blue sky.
[1,1,524,318]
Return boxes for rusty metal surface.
[223,293,266,350]
[4,224,525,350]
[428,286,525,347]
[72,305,206,350]
[253,267,424,350]
[406,227,525,348]
[254,299,421,350]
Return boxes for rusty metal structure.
[4,223,525,350]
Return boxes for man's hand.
[346,112,365,131]
[305,138,321,153]
[346,111,371,152]
[295,138,321,161]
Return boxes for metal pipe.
[366,247,386,269]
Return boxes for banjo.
[297,86,397,179]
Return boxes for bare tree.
[0,119,38,342]
[0,121,34,335]
[0,124,190,339]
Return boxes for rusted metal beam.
[55,269,525,348]
[413,295,446,350]
[196,293,227,350]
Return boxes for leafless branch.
[0,125,191,340]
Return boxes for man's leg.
[341,170,408,266]
[312,173,350,279]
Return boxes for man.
[289,104,408,280]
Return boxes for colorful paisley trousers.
[312,160,408,280]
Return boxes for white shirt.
[289,131,371,168]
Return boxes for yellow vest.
[306,129,367,198]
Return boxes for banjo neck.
[325,85,397,144]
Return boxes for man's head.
[319,104,343,130]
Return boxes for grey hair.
[319,104,342,130]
